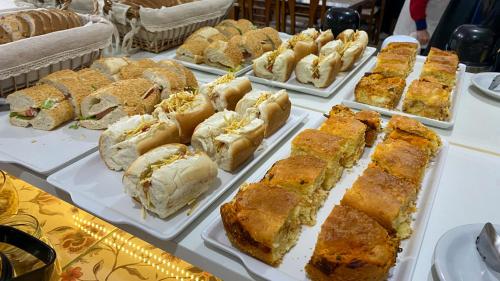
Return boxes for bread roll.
[153,91,215,143]
[316,29,334,50]
[340,42,364,71]
[123,144,218,219]
[99,114,180,171]
[319,39,344,57]
[337,29,355,43]
[235,89,291,137]
[192,110,264,171]
[204,40,243,70]
[295,52,341,88]
[176,37,210,64]
[91,57,131,81]
[199,73,252,111]
[252,49,296,82]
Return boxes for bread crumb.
[31,140,37,143]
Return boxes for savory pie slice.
[371,138,430,185]
[306,205,398,281]
[426,47,459,68]
[261,155,328,225]
[354,110,382,147]
[342,164,418,239]
[420,61,457,87]
[320,114,366,168]
[291,129,347,190]
[402,79,452,121]
[380,42,418,64]
[220,182,302,266]
[372,52,412,78]
[354,73,406,109]
[385,115,441,157]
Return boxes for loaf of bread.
[0,9,82,45]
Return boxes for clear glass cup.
[0,213,61,280]
[0,170,19,218]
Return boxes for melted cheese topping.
[160,91,197,113]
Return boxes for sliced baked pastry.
[261,155,328,225]
[342,164,418,239]
[220,182,302,266]
[354,73,406,109]
[402,79,452,121]
[306,205,398,281]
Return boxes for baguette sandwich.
[99,114,180,171]
[235,89,291,137]
[142,67,187,99]
[199,73,252,111]
[252,48,296,82]
[6,84,74,130]
[185,26,227,43]
[40,69,112,116]
[260,27,282,52]
[192,110,264,172]
[118,58,158,80]
[176,37,210,64]
[153,90,215,143]
[204,40,243,70]
[295,52,342,88]
[90,57,130,81]
[157,60,198,91]
[79,78,161,130]
[319,39,344,57]
[123,144,218,219]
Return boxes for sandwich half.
[295,52,341,88]
[252,48,296,82]
[79,78,161,130]
[191,110,264,172]
[99,114,180,171]
[90,57,130,81]
[199,73,252,111]
[153,91,215,143]
[123,144,218,219]
[235,89,291,137]
[6,84,74,130]
[204,40,243,70]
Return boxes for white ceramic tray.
[202,116,449,281]
[47,107,308,240]
[168,32,292,77]
[245,46,376,97]
[342,56,466,129]
[0,111,100,174]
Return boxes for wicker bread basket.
[0,8,114,97]
[103,0,233,53]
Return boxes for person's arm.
[410,0,430,45]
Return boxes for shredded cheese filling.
[139,154,184,189]
[160,91,197,113]
[124,119,155,139]
[255,92,271,107]
[223,115,252,134]
[312,58,320,79]
[287,33,313,49]
[207,73,235,98]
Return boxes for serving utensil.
[488,74,500,91]
[476,222,500,272]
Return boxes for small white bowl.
[434,224,500,281]
[471,72,500,100]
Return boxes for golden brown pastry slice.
[220,182,302,266]
[342,164,418,239]
[291,129,347,190]
[385,115,441,157]
[354,73,406,109]
[371,138,430,184]
[306,205,398,281]
[261,155,328,225]
[319,113,366,168]
[420,61,457,87]
[354,110,381,147]
[402,79,452,121]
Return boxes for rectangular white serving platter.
[0,111,100,174]
[47,107,308,240]
[342,56,466,129]
[167,32,292,77]
[202,115,449,281]
[246,46,376,97]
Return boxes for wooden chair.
[280,0,321,34]
[360,0,385,45]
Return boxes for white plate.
[202,116,449,281]
[434,224,500,281]
[167,32,292,77]
[0,111,100,174]
[471,72,500,101]
[245,46,376,97]
[343,56,466,129]
[47,107,308,240]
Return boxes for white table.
[1,0,500,278]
